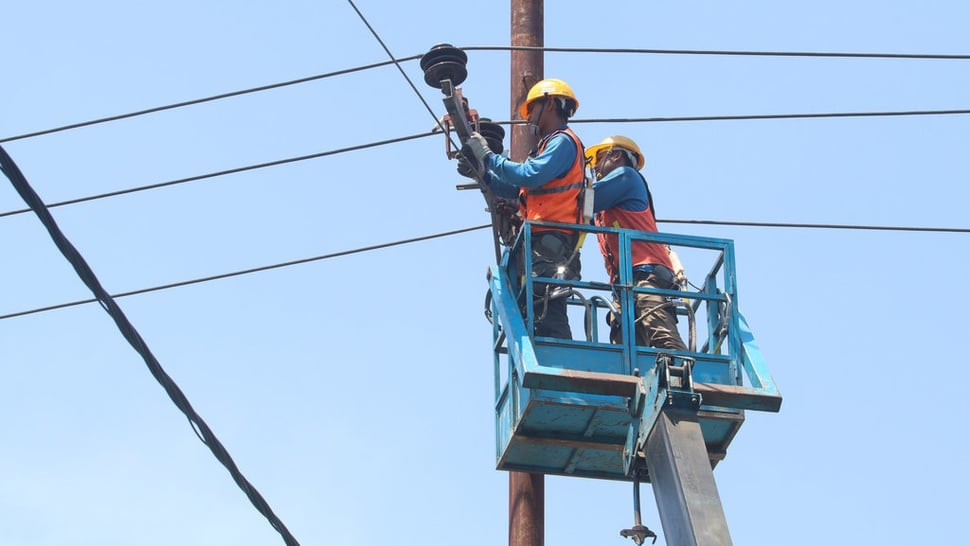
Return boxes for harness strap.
[529,181,585,195]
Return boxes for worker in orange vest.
[464,79,586,339]
[586,135,687,351]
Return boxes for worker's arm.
[592,166,649,213]
[483,132,576,190]
[479,169,519,199]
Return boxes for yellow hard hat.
[518,78,579,119]
[584,135,645,170]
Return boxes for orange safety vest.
[594,172,672,283]
[519,127,585,234]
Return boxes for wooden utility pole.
[508,2,543,546]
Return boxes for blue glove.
[465,132,492,163]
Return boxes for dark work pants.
[528,231,581,340]
[634,274,688,351]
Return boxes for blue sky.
[2,1,968,545]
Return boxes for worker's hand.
[456,152,478,178]
[493,197,520,218]
[465,132,492,163]
[493,197,522,246]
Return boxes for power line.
[486,108,970,128]
[346,0,450,137]
[4,219,966,322]
[2,106,967,222]
[0,130,436,220]
[1,224,490,321]
[463,45,970,60]
[660,218,970,232]
[0,144,301,546]
[571,109,970,124]
[0,55,421,144]
[8,44,962,146]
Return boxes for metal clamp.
[657,354,701,410]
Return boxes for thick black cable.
[0,56,421,144]
[1,224,491,320]
[0,129,436,219]
[462,45,970,60]
[0,144,301,546]
[4,218,967,322]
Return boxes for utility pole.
[508,2,543,546]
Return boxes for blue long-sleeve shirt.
[482,127,577,200]
[592,165,651,214]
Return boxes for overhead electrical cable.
[0,129,436,220]
[463,45,970,60]
[0,144,301,546]
[570,109,970,124]
[4,219,966,322]
[479,108,970,128]
[1,224,490,321]
[660,219,970,232]
[2,107,966,222]
[0,56,421,144]
[3,44,966,145]
[346,0,454,141]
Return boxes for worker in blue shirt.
[464,79,586,340]
[586,135,687,351]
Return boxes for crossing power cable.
[346,0,451,139]
[3,219,966,322]
[0,143,301,546]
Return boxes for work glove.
[493,197,520,219]
[456,149,479,178]
[465,132,492,163]
[493,197,522,245]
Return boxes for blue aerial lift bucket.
[488,221,781,481]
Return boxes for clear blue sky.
[2,1,968,545]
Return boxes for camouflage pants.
[609,266,687,351]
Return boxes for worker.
[463,78,586,340]
[586,135,687,351]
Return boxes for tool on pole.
[420,44,516,262]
